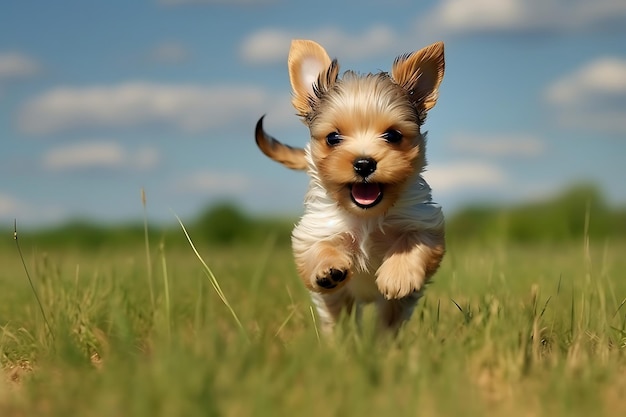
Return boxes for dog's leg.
[293,235,354,292]
[310,289,354,334]
[375,229,445,300]
[376,291,423,332]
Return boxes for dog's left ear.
[392,42,445,115]
[288,40,338,117]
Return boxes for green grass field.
[1,227,625,416]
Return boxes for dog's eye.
[381,129,403,144]
[326,132,342,146]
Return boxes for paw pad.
[316,268,348,289]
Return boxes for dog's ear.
[391,42,445,115]
[288,40,338,117]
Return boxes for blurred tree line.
[8,203,296,250]
[448,184,626,243]
[5,184,625,249]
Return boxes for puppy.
[255,40,445,334]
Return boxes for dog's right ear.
[288,40,338,117]
[391,42,445,119]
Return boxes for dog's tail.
[255,116,307,171]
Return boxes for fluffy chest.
[294,209,401,301]
[292,170,442,301]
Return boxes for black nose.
[353,157,377,178]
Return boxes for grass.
[1,230,625,416]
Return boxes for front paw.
[376,261,425,300]
[315,267,349,291]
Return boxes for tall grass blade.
[613,297,626,319]
[310,305,320,344]
[141,188,155,310]
[570,290,575,340]
[274,308,297,338]
[159,241,171,343]
[539,296,552,318]
[174,213,248,342]
[13,220,55,342]
[450,298,463,313]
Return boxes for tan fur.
[255,39,446,333]
[294,234,353,292]
[374,229,445,299]
[391,41,444,114]
[307,73,424,217]
[288,40,334,117]
[255,117,306,170]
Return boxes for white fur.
[292,144,444,330]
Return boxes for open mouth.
[350,183,383,209]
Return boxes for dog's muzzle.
[353,157,377,178]
[351,157,382,208]
[350,183,383,208]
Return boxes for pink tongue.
[351,183,381,206]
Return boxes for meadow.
[1,190,625,416]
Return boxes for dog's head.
[288,40,444,216]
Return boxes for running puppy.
[255,40,446,333]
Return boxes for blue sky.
[2,0,625,227]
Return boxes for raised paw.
[316,268,348,290]
[376,233,444,300]
[376,260,425,299]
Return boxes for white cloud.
[18,82,292,135]
[545,57,626,103]
[240,25,397,65]
[239,1,626,66]
[0,52,40,79]
[446,133,545,157]
[423,161,506,192]
[160,0,277,5]
[544,57,626,133]
[0,193,21,216]
[42,141,160,172]
[134,147,161,170]
[240,29,290,65]
[0,193,65,224]
[173,170,251,194]
[421,0,526,33]
[418,0,626,35]
[149,41,190,64]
